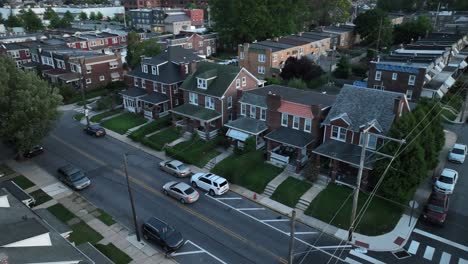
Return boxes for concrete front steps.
[294,175,329,211]
[262,171,289,197]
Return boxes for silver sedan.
[163,181,199,204]
[159,160,192,177]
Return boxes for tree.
[126,33,162,68]
[243,137,256,153]
[5,15,23,28]
[377,0,421,12]
[62,11,75,25]
[0,57,62,159]
[20,9,43,31]
[287,78,308,89]
[280,57,324,82]
[355,9,393,50]
[306,0,352,27]
[43,7,57,20]
[393,16,433,44]
[89,11,96,20]
[96,11,103,20]
[79,11,88,21]
[333,56,351,79]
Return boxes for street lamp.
[123,153,141,242]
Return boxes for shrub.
[243,136,256,153]
[351,64,368,77]
[58,84,78,104]
[96,96,114,110]
[287,78,308,89]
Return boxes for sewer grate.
[392,250,412,259]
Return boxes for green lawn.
[30,189,52,206]
[128,115,172,142]
[97,209,116,226]
[212,151,283,193]
[166,136,221,167]
[90,109,122,123]
[12,175,35,189]
[101,113,147,134]
[95,243,132,264]
[74,113,85,121]
[76,99,94,106]
[271,177,312,207]
[47,203,77,222]
[0,163,15,176]
[141,127,180,151]
[69,88,109,104]
[304,184,404,236]
[69,221,104,245]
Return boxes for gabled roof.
[240,93,267,108]
[181,62,241,97]
[246,85,336,107]
[127,62,185,84]
[164,14,191,23]
[142,45,203,66]
[323,85,406,134]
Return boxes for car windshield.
[427,204,444,213]
[184,187,195,195]
[439,176,453,184]
[452,148,465,155]
[162,226,175,238]
[177,164,188,171]
[70,171,86,181]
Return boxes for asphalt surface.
[24,110,354,264]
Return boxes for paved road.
[25,110,353,264]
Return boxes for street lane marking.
[171,240,226,264]
[414,228,468,252]
[237,207,265,211]
[317,245,353,250]
[440,252,451,264]
[171,250,205,256]
[344,257,363,264]
[408,240,420,254]
[216,197,242,200]
[459,258,468,264]
[423,246,435,260]
[51,134,288,264]
[294,231,317,235]
[262,219,289,222]
[349,249,385,264]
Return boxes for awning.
[444,76,456,88]
[226,129,249,141]
[460,61,468,69]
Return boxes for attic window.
[197,78,207,89]
[152,66,157,75]
[142,64,148,73]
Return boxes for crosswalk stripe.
[459,258,468,264]
[408,240,420,254]
[440,252,451,264]
[349,250,385,264]
[423,246,435,260]
[344,257,362,264]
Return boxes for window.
[187,43,193,49]
[134,78,139,87]
[392,73,398,80]
[281,113,288,127]
[331,126,346,141]
[25,50,30,57]
[161,86,166,94]
[273,54,277,62]
[205,96,215,110]
[236,79,240,88]
[240,51,244,60]
[87,67,92,74]
[197,78,207,89]
[141,80,145,88]
[408,75,416,85]
[81,42,87,48]
[260,108,266,121]
[406,90,413,100]
[189,92,198,105]
[360,133,378,150]
[142,64,148,73]
[250,106,256,118]
[174,86,178,94]
[175,98,179,105]
[258,66,265,74]
[241,103,246,116]
[99,75,105,81]
[86,78,92,84]
[198,41,203,47]
[304,118,311,132]
[375,71,382,81]
[299,47,304,55]
[258,54,266,62]
[293,116,299,129]
[227,96,232,108]
[110,63,118,69]
[242,77,246,86]
[152,66,157,75]
[112,37,118,44]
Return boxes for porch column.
[295,149,302,173]
[204,122,210,140]
[361,169,369,190]
[330,160,339,182]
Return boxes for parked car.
[83,125,106,137]
[422,191,449,225]
[434,168,458,194]
[159,160,192,177]
[141,217,184,252]
[163,181,199,204]
[57,164,91,190]
[24,145,44,158]
[448,143,467,164]
[190,173,229,196]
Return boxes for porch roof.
[225,117,267,135]
[312,140,376,169]
[265,127,315,148]
[58,72,81,83]
[170,104,221,122]
[119,88,147,98]
[139,92,169,105]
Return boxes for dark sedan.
[422,191,449,226]
[83,125,106,137]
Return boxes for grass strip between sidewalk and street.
[101,113,148,134]
[270,177,312,208]
[141,127,180,151]
[90,109,122,123]
[305,183,404,236]
[0,163,15,176]
[95,243,132,264]
[97,209,116,226]
[73,113,85,121]
[12,175,35,189]
[69,221,104,245]
[47,203,77,223]
[212,151,283,194]
[30,189,53,206]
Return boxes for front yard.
[101,113,148,134]
[270,177,312,207]
[90,109,123,123]
[128,116,172,142]
[165,136,221,167]
[305,184,403,236]
[211,151,283,194]
[141,127,180,151]
[30,189,53,206]
[12,175,35,189]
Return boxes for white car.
[159,160,192,177]
[448,143,467,164]
[434,168,458,194]
[190,173,229,196]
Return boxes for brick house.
[124,0,160,10]
[170,62,262,141]
[163,32,218,57]
[0,43,32,67]
[121,46,204,119]
[183,9,204,27]
[313,85,410,186]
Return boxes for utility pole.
[124,153,141,242]
[376,18,383,52]
[288,210,296,264]
[327,40,336,88]
[459,90,468,122]
[433,2,441,30]
[80,58,90,127]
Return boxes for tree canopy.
[306,0,352,27]
[393,16,433,44]
[43,7,57,20]
[333,56,351,79]
[79,11,88,21]
[89,12,96,20]
[354,9,393,51]
[5,14,24,28]
[280,56,324,82]
[126,32,163,68]
[20,9,44,31]
[96,11,103,20]
[0,57,62,158]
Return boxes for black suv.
[57,164,91,190]
[142,217,184,252]
[83,125,106,137]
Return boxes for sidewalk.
[4,159,177,264]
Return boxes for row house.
[129,8,203,33]
[170,61,262,141]
[225,85,336,172]
[160,0,209,8]
[121,46,204,119]
[238,32,332,79]
[0,42,32,67]
[320,24,359,49]
[164,32,218,57]
[124,0,160,10]
[313,85,410,186]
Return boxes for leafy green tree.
[0,57,62,159]
[287,78,308,89]
[20,9,43,31]
[128,39,162,68]
[355,9,393,50]
[126,31,140,69]
[307,0,352,26]
[377,0,421,11]
[333,56,351,79]
[89,11,96,20]
[243,137,256,153]
[280,56,324,82]
[5,15,24,28]
[96,11,103,20]
[62,11,75,24]
[79,11,88,21]
[394,16,433,44]
[43,7,57,20]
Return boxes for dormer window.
[142,64,148,73]
[152,66,157,75]
[197,78,208,89]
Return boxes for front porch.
[120,88,146,113]
[138,93,170,119]
[170,104,222,141]
[225,117,268,150]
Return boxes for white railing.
[143,110,153,119]
[160,111,169,117]
[270,152,289,165]
[197,129,219,141]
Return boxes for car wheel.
[180,198,185,204]
[209,189,215,196]
[163,190,168,195]
[143,233,149,240]
[191,181,197,188]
